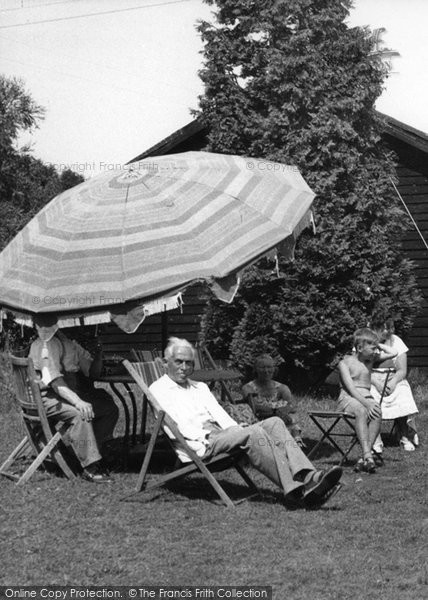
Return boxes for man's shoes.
[302,466,343,508]
[82,461,112,483]
[304,483,342,510]
[400,436,415,452]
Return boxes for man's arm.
[200,385,238,429]
[50,377,94,421]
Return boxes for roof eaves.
[127,118,206,164]
[378,111,428,154]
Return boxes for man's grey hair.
[164,337,196,361]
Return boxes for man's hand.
[74,398,94,421]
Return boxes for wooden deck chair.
[307,368,394,465]
[123,360,258,507]
[131,348,157,362]
[0,356,76,485]
[126,359,166,441]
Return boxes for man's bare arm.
[50,378,94,421]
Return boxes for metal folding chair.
[307,368,394,464]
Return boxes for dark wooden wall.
[396,165,428,368]
[99,284,209,359]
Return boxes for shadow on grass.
[121,473,283,507]
[121,476,345,513]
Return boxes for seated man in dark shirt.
[29,314,118,483]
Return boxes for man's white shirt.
[149,374,237,462]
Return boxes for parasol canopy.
[0,151,315,332]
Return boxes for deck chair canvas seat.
[131,349,160,362]
[127,359,166,442]
[123,360,258,507]
[0,356,76,485]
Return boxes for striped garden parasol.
[0,152,315,332]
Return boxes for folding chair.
[307,368,394,465]
[0,356,76,485]
[123,360,258,507]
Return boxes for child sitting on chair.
[338,328,397,473]
[241,354,304,447]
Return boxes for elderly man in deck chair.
[150,337,343,509]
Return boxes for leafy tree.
[0,75,44,207]
[59,168,85,192]
[196,0,421,388]
[0,75,84,250]
[0,75,83,351]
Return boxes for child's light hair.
[254,353,274,368]
[353,327,379,350]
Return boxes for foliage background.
[0,75,84,352]
[196,0,421,388]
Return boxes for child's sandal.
[354,458,364,472]
[362,457,376,473]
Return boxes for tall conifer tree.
[196,0,421,385]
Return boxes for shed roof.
[128,119,206,163]
[129,112,428,163]
[379,112,428,155]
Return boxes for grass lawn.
[0,360,427,599]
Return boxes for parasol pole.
[161,304,168,353]
[390,177,428,251]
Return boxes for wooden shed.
[381,113,428,368]
[102,115,428,369]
